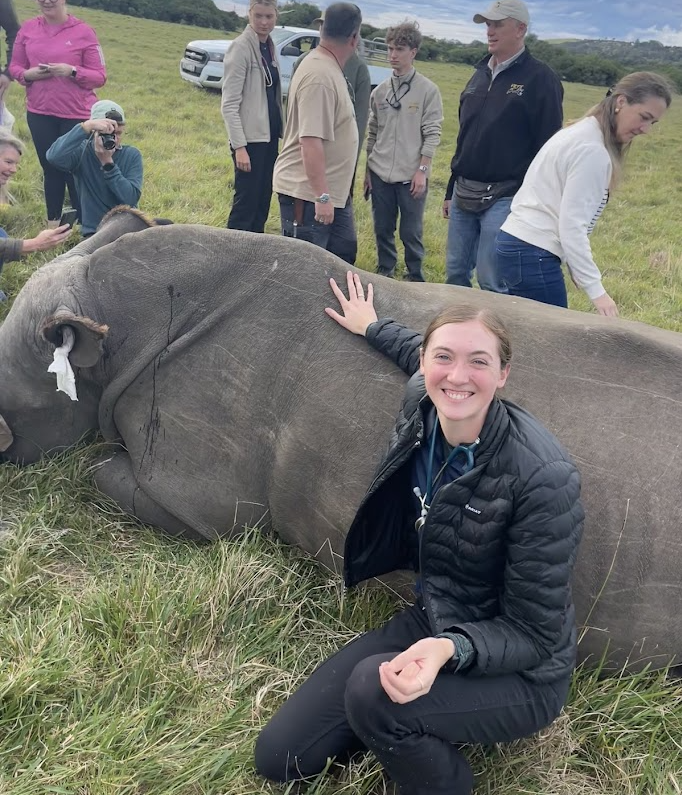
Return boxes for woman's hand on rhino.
[325,272,378,336]
[22,225,72,254]
[591,291,619,317]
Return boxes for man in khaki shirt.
[365,21,442,282]
[272,2,360,262]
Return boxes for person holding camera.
[46,100,142,237]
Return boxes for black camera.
[99,109,123,151]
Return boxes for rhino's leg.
[92,449,205,541]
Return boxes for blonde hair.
[584,71,673,189]
[249,0,277,9]
[0,130,24,156]
[422,305,512,368]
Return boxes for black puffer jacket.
[344,320,584,684]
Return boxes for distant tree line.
[67,0,241,32]
[68,0,682,91]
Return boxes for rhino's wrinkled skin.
[1,210,681,671]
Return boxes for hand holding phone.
[59,208,79,228]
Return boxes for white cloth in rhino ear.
[47,326,78,401]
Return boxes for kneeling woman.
[255,272,584,795]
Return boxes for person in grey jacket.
[255,271,584,795]
[221,0,283,233]
[365,21,442,282]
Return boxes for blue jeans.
[496,230,568,308]
[278,193,357,265]
[445,196,512,293]
[370,170,427,282]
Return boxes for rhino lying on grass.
[0,209,680,671]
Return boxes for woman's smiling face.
[420,320,510,444]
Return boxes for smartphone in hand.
[59,208,78,228]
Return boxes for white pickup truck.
[180,25,392,96]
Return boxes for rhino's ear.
[41,312,109,368]
[0,413,13,452]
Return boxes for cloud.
[625,25,682,45]
[214,0,682,45]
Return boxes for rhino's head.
[0,299,108,464]
[0,207,158,464]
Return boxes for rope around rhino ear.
[41,311,109,369]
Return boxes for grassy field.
[1,2,682,793]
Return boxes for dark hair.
[321,2,361,42]
[386,20,422,51]
[422,305,512,368]
[584,71,673,188]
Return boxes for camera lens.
[100,133,117,150]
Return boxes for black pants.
[278,192,357,265]
[227,139,279,233]
[255,603,569,795]
[27,111,84,222]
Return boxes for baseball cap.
[311,13,324,26]
[90,100,126,123]
[473,0,530,25]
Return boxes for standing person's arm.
[532,69,564,153]
[299,137,333,223]
[221,39,250,170]
[8,29,50,85]
[297,82,337,224]
[0,0,20,93]
[353,62,371,153]
[411,83,443,198]
[364,87,378,196]
[558,146,618,316]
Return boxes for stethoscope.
[386,69,416,110]
[413,419,479,531]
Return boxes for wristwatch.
[418,165,428,173]
[315,193,331,204]
[70,67,77,78]
[102,162,115,172]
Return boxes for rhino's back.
[89,226,682,669]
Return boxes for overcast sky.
[214,0,682,46]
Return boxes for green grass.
[1,2,682,793]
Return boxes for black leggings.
[255,602,569,795]
[27,111,84,221]
[227,138,279,233]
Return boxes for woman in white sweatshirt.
[496,72,672,317]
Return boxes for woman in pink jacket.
[10,0,106,225]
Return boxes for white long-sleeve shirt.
[501,116,611,300]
